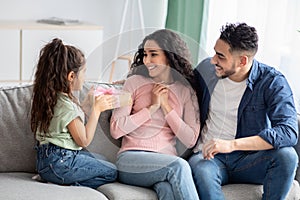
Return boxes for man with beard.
[189,22,298,200]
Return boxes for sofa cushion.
[98,182,157,200]
[222,180,300,200]
[97,181,300,200]
[0,172,108,200]
[0,84,36,172]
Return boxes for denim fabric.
[193,58,298,148]
[36,143,117,189]
[117,151,199,200]
[189,147,298,200]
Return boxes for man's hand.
[202,136,274,160]
[202,138,234,160]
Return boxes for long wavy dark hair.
[129,29,195,89]
[31,38,85,135]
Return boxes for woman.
[110,29,200,200]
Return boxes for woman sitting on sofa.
[110,29,200,200]
[30,38,117,189]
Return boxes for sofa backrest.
[0,84,36,172]
[78,82,121,163]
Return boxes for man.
[189,22,299,200]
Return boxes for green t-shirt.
[36,93,84,150]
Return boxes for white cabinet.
[0,21,103,82]
[0,29,20,81]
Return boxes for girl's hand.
[93,94,117,113]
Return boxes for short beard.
[217,64,236,79]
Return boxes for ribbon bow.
[94,86,119,96]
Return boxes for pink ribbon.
[94,86,119,96]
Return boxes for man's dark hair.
[220,22,258,56]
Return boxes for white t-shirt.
[194,78,247,152]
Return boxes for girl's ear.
[67,71,75,82]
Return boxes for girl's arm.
[68,95,115,148]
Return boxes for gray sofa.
[0,82,299,200]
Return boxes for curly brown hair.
[129,29,195,88]
[30,38,85,135]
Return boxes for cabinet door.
[0,30,20,81]
[22,29,103,81]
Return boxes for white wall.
[0,0,167,39]
[0,0,167,82]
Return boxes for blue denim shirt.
[193,57,298,149]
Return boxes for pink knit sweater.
[110,75,200,155]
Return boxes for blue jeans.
[188,147,298,200]
[36,143,117,189]
[117,151,199,200]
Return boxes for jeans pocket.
[38,164,50,174]
[40,164,66,184]
[38,150,67,185]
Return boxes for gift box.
[94,86,132,108]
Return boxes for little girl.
[31,38,117,189]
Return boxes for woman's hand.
[112,79,126,85]
[151,83,172,115]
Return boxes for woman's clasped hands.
[149,82,172,115]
